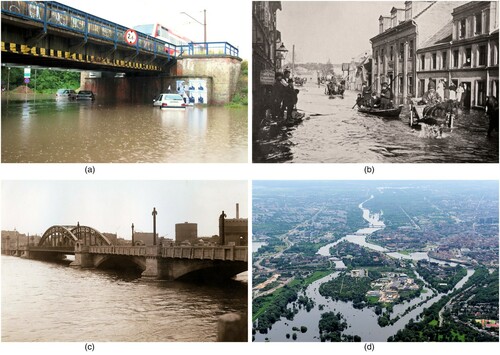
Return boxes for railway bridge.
[1,1,242,104]
[14,224,248,281]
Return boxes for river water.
[1,256,247,342]
[1,98,247,163]
[289,83,498,163]
[254,194,473,342]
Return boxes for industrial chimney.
[236,203,239,219]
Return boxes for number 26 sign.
[124,29,138,45]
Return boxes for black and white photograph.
[253,1,499,163]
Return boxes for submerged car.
[76,90,95,100]
[153,93,187,109]
[56,89,76,99]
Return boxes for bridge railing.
[1,1,176,59]
[178,42,239,57]
[87,245,247,262]
[161,246,247,262]
[89,245,147,256]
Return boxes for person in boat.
[379,82,393,109]
[338,80,346,96]
[359,81,371,107]
[327,80,335,95]
[370,92,381,108]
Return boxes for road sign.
[124,29,138,46]
[24,78,30,84]
[260,69,275,85]
[24,67,31,78]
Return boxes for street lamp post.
[275,43,288,71]
[180,10,207,43]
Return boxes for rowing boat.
[357,105,403,118]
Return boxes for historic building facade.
[252,1,282,135]
[416,1,498,108]
[370,1,465,99]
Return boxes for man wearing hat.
[422,79,442,105]
[421,79,443,118]
[380,82,393,109]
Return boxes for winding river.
[254,194,474,342]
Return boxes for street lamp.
[180,10,207,43]
[275,42,288,70]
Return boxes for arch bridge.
[19,225,247,281]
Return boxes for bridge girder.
[39,225,112,247]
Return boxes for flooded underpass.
[254,82,498,163]
[1,96,248,163]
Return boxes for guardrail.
[2,2,240,60]
[1,1,175,58]
[178,42,239,57]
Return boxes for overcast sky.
[58,0,251,59]
[278,1,404,64]
[1,181,248,239]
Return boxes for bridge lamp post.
[152,208,157,246]
[180,10,207,43]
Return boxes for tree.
[322,58,334,78]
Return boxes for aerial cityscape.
[253,181,499,342]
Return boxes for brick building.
[416,1,498,107]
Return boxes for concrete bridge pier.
[71,244,93,268]
[140,246,163,280]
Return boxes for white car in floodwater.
[153,93,187,109]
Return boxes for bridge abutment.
[176,56,242,105]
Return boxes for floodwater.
[1,256,247,342]
[254,194,473,342]
[288,83,498,163]
[1,97,247,163]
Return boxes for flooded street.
[2,256,247,342]
[1,98,247,163]
[282,82,498,163]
